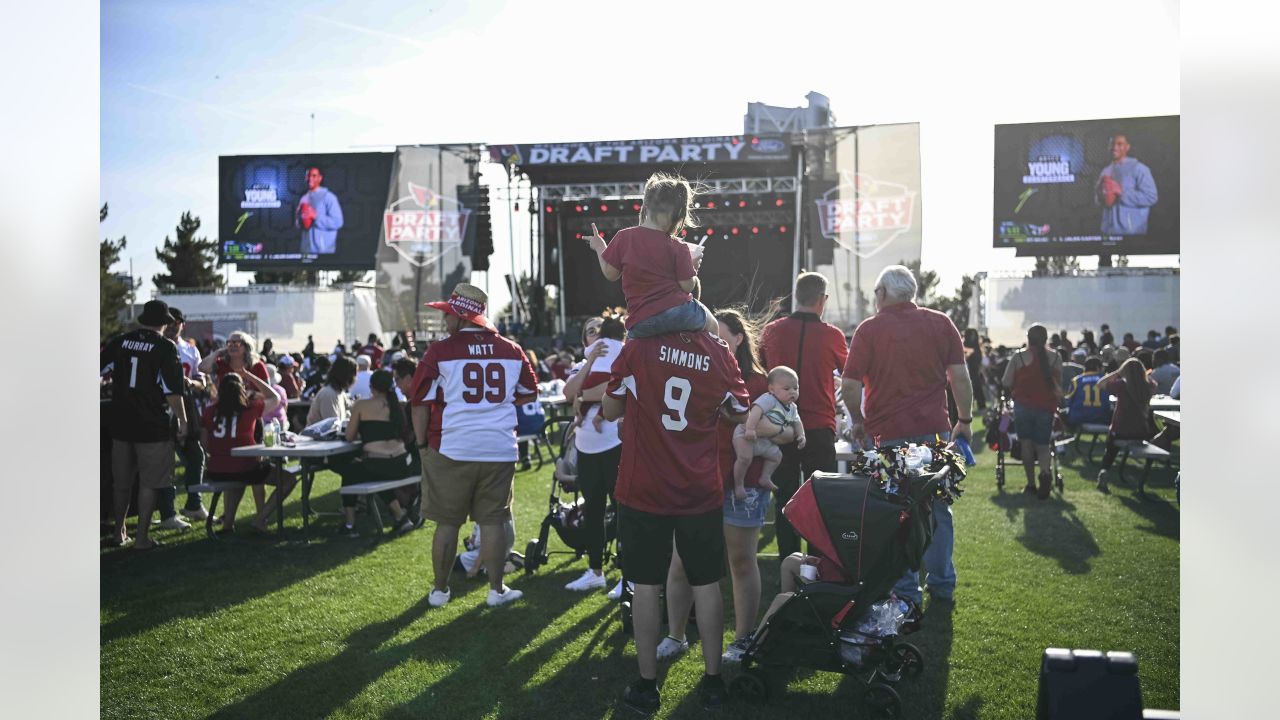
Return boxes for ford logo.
[755,138,786,154]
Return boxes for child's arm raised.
[585,223,621,281]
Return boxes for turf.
[101,419,1179,719]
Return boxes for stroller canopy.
[783,470,948,586]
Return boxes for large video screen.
[993,116,1178,255]
[219,153,394,270]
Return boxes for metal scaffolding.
[538,176,798,200]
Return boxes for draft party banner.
[488,133,792,167]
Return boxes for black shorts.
[617,504,724,586]
[206,463,272,485]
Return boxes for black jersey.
[101,328,184,442]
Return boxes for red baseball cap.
[426,283,495,331]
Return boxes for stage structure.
[490,122,922,332]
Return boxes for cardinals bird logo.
[383,182,473,267]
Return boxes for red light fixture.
[730,137,740,145]
[731,227,740,236]
[751,226,759,234]
[545,205,554,213]
[707,201,716,209]
[706,228,714,236]
[775,198,785,207]
[600,204,608,212]
[738,200,747,208]
[680,229,687,237]
[575,232,583,239]
[751,136,759,145]
[575,205,583,212]
[779,225,787,233]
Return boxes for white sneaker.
[159,515,191,531]
[181,506,209,521]
[655,635,689,661]
[486,585,524,607]
[428,587,451,607]
[607,579,635,601]
[565,569,607,592]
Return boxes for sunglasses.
[227,339,244,346]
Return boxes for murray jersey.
[608,331,750,515]
[101,328,185,442]
[410,328,538,462]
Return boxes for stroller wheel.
[524,540,542,573]
[995,467,1005,489]
[730,669,769,704]
[1055,473,1064,492]
[864,682,902,719]
[619,600,633,635]
[887,642,924,679]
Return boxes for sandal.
[132,539,163,551]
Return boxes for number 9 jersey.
[607,331,750,516]
[409,327,539,462]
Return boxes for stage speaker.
[1036,648,1146,720]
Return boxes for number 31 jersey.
[410,327,538,462]
[608,331,750,515]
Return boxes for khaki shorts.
[112,439,176,492]
[420,447,514,527]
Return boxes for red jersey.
[202,398,265,474]
[213,356,270,385]
[720,372,769,490]
[1011,350,1059,412]
[844,302,964,442]
[760,312,849,432]
[607,331,750,515]
[409,327,538,462]
[362,344,385,370]
[600,225,695,329]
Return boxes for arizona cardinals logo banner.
[805,124,922,327]
[375,145,483,335]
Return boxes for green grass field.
[101,420,1179,719]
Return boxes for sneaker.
[159,515,191,531]
[181,505,209,521]
[696,674,727,710]
[486,585,524,607]
[621,679,661,714]
[607,579,635,601]
[722,634,752,664]
[1096,469,1111,494]
[428,587,451,607]
[655,635,689,662]
[395,516,415,535]
[565,569,607,592]
[336,523,360,538]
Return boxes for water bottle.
[954,435,977,466]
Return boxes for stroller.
[985,389,1065,492]
[731,445,965,719]
[522,421,619,573]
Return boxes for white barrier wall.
[156,286,384,353]
[979,271,1179,348]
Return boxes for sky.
[101,0,1180,314]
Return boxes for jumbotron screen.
[993,116,1179,255]
[219,152,394,270]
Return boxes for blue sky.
[102,0,1180,309]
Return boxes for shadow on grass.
[1117,493,1180,540]
[203,568,615,720]
[989,493,1101,574]
[100,524,381,644]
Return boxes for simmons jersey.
[607,331,750,515]
[410,327,538,462]
[1066,373,1112,426]
[101,328,185,443]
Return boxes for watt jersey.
[608,331,750,516]
[1066,373,1113,426]
[410,327,537,462]
[101,328,185,443]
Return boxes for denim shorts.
[627,299,709,339]
[1013,404,1054,444]
[723,487,772,528]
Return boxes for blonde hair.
[642,172,702,237]
[767,365,799,384]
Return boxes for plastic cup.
[800,564,818,582]
[685,241,705,265]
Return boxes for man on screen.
[1095,134,1158,235]
[296,166,344,254]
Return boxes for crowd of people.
[101,171,1179,714]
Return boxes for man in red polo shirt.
[841,264,972,607]
[759,271,849,558]
[603,329,750,712]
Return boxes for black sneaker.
[621,680,660,714]
[697,674,726,710]
[336,523,359,538]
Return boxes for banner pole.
[556,211,566,336]
[791,144,805,312]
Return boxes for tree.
[929,275,974,330]
[330,270,371,286]
[1033,255,1081,277]
[100,203,131,341]
[153,212,224,291]
[903,259,940,303]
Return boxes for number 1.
[129,357,139,388]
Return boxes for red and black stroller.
[522,422,619,573]
[730,443,966,719]
[985,389,1066,492]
